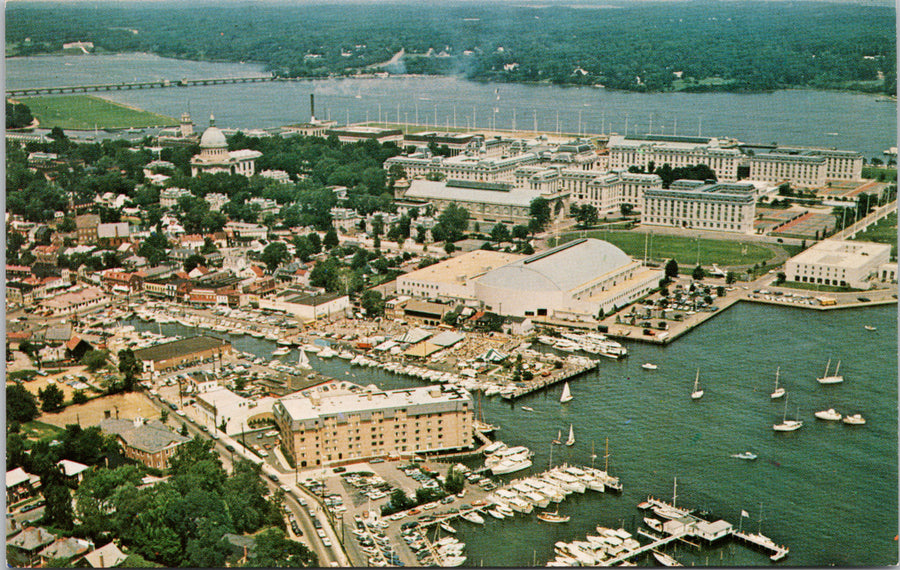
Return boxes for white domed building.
[190,115,262,177]
[473,238,663,320]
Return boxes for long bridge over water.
[6,75,308,97]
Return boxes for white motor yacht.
[814,408,842,421]
[842,413,866,425]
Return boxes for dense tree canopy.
[72,439,290,567]
[7,384,40,423]
[7,101,33,129]
[7,2,895,94]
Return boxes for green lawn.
[852,211,897,257]
[861,166,897,182]
[19,420,64,441]
[18,95,179,130]
[552,230,776,267]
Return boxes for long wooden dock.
[501,360,598,400]
[600,529,689,566]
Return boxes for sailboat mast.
[673,477,677,508]
[604,437,610,472]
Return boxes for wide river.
[6,53,898,159]
[132,302,898,567]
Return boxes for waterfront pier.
[502,360,599,400]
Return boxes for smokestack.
[310,94,316,123]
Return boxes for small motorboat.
[643,517,663,532]
[536,510,570,523]
[814,408,842,421]
[440,521,457,534]
[641,363,658,370]
[842,413,866,425]
[460,511,485,525]
[730,452,758,461]
[521,406,535,412]
[864,325,876,331]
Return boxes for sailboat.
[297,348,311,369]
[691,369,704,400]
[552,430,562,445]
[565,425,575,446]
[652,551,683,567]
[560,382,573,403]
[770,367,785,399]
[773,394,803,431]
[817,359,844,384]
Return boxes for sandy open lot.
[38,392,161,429]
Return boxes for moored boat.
[770,367,785,399]
[641,363,658,370]
[814,408,842,421]
[460,511,485,524]
[842,413,866,425]
[817,358,844,384]
[691,369,704,400]
[730,452,758,460]
[653,551,683,567]
[643,517,663,532]
[537,510,571,523]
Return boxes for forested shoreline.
[6,1,897,95]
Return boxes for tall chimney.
[310,94,316,123]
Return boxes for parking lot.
[293,457,500,566]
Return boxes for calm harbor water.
[132,302,898,566]
[6,53,897,160]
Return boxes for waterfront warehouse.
[133,335,231,373]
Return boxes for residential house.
[99,418,191,469]
[66,336,93,361]
[180,234,205,251]
[97,222,130,246]
[7,527,56,567]
[34,244,60,264]
[6,468,41,504]
[81,542,128,568]
[75,214,101,244]
[57,460,89,484]
[38,536,94,566]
